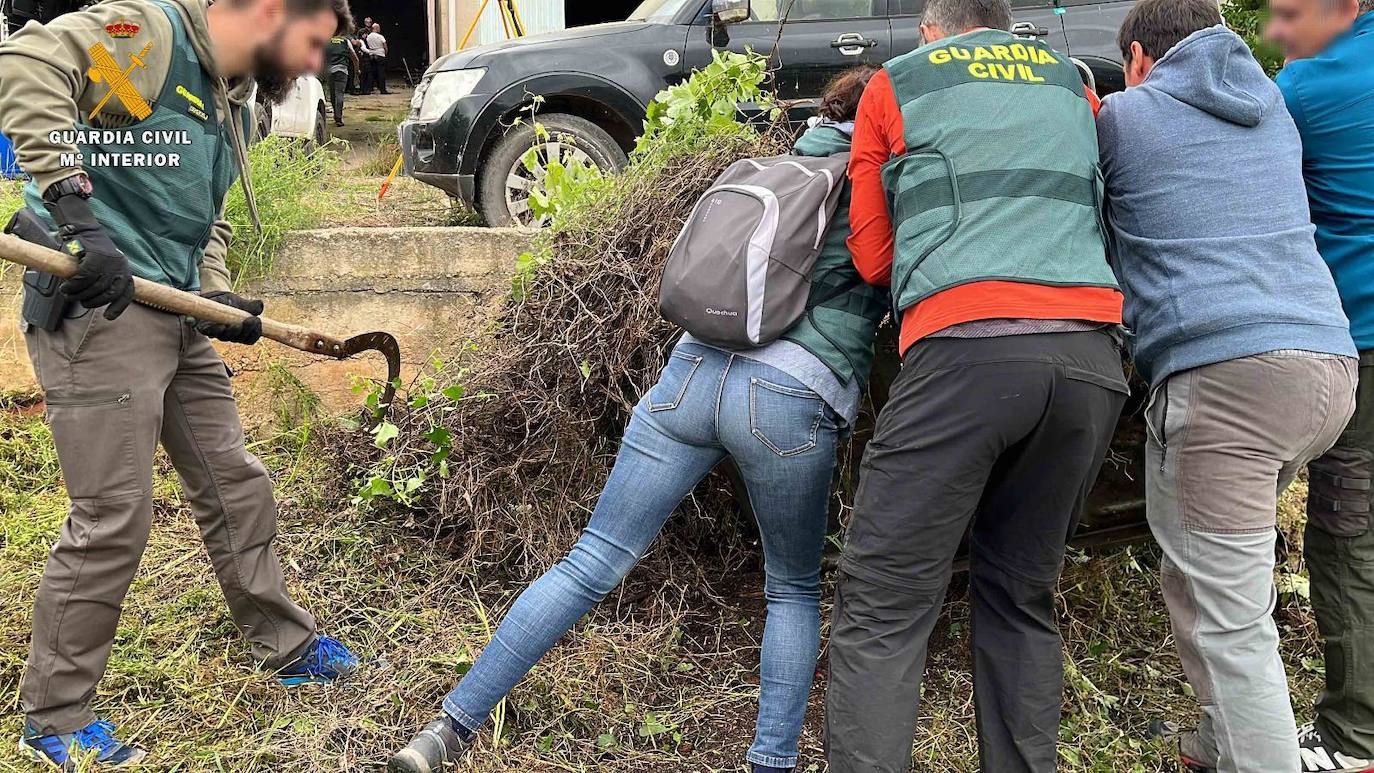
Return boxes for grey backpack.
[659,152,850,348]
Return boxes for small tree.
[1225,0,1286,75]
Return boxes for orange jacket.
[847,68,1122,355]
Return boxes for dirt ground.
[312,86,483,228]
[328,87,412,171]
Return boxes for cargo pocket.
[45,390,138,499]
[647,350,703,412]
[749,377,824,457]
[59,309,100,362]
[1308,446,1372,538]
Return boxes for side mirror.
[712,0,750,25]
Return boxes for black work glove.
[193,291,264,345]
[45,194,135,321]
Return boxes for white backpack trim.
[713,182,780,345]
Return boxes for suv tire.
[478,112,627,228]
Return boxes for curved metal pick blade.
[340,331,402,426]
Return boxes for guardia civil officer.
[0,0,359,766]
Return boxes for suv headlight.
[414,68,486,122]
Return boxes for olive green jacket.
[0,0,259,292]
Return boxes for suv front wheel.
[478,112,628,228]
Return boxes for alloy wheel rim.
[504,138,594,228]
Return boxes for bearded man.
[0,0,359,766]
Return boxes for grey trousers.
[1146,352,1357,773]
[827,331,1128,773]
[21,304,316,735]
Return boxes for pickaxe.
[0,232,401,423]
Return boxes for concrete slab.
[0,226,535,412]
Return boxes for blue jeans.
[443,342,841,768]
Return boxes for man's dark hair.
[922,0,1014,34]
[231,0,355,34]
[1116,0,1223,62]
[819,65,878,122]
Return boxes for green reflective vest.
[780,123,890,385]
[882,29,1118,313]
[26,0,247,291]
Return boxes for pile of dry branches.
[334,123,792,581]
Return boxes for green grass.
[0,402,1330,772]
[223,136,344,285]
[0,180,24,225]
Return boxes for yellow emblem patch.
[176,85,209,121]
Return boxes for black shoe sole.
[388,749,433,773]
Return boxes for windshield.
[628,0,699,22]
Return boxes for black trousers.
[826,330,1127,773]
[362,57,387,94]
[329,71,347,124]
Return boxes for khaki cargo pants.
[1147,352,1357,773]
[21,303,316,735]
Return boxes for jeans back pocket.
[648,350,704,412]
[749,377,824,457]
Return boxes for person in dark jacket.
[388,67,890,773]
[324,26,358,126]
[1097,0,1358,770]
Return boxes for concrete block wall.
[0,226,534,410]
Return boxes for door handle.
[1012,21,1050,37]
[831,32,878,56]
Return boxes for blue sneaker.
[275,635,359,685]
[19,719,147,769]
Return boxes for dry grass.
[317,175,481,229]
[0,400,1329,771]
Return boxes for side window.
[749,0,883,21]
[894,0,925,15]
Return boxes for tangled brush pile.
[336,52,793,580]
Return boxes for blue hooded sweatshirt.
[1277,12,1374,351]
[1097,25,1355,387]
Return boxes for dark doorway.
[350,0,429,82]
[566,0,639,27]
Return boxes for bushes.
[1227,0,1285,75]
[338,51,789,579]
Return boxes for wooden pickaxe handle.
[0,232,349,357]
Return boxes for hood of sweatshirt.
[165,0,260,230]
[794,119,853,157]
[1144,24,1274,128]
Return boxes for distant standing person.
[324,26,357,126]
[363,21,388,95]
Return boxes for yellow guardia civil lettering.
[176,84,209,121]
[927,44,1060,64]
[927,42,1059,83]
[176,85,204,110]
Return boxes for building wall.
[430,0,568,59]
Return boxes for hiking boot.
[275,635,359,686]
[1299,722,1374,772]
[19,719,147,770]
[1150,719,1218,772]
[388,716,473,773]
